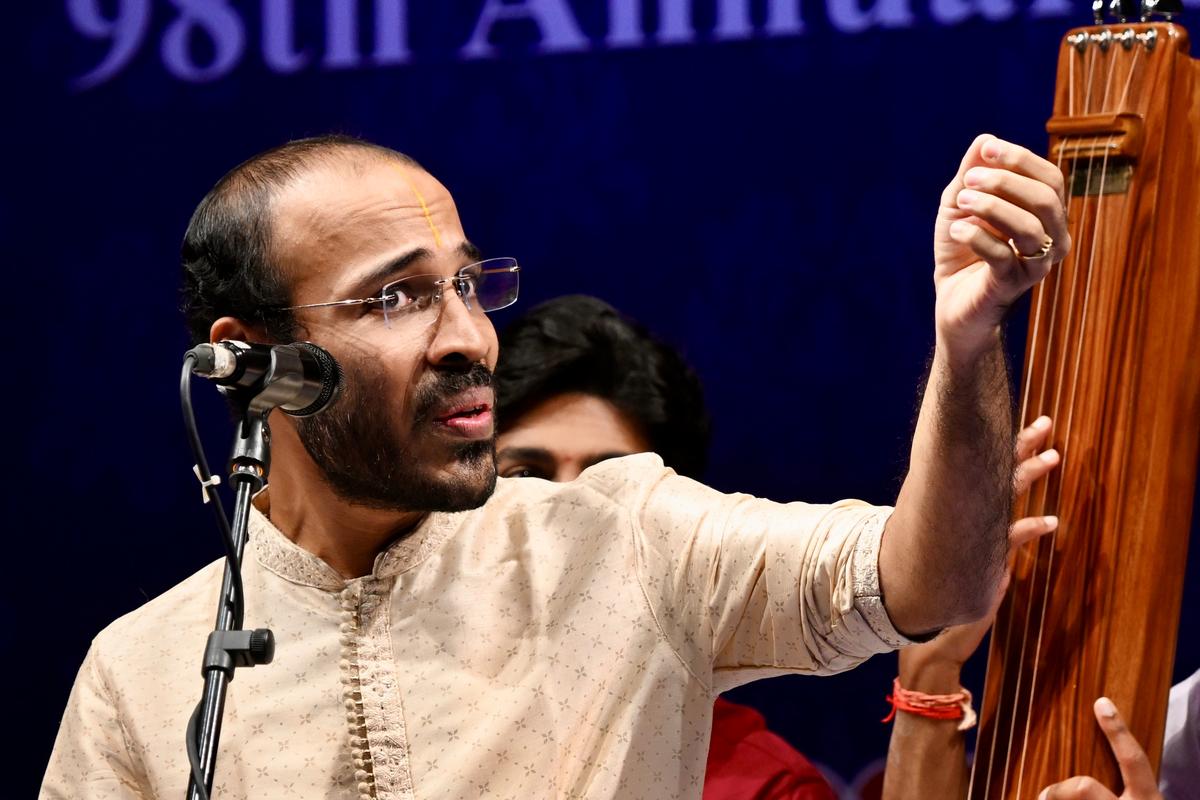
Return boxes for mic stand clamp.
[186,346,317,800]
[203,629,275,673]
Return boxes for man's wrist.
[934,324,1004,374]
[898,652,966,694]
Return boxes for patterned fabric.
[42,454,913,800]
[703,698,836,800]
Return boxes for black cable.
[180,355,245,630]
[186,702,210,800]
[181,355,242,800]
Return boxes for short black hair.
[179,134,420,345]
[496,295,711,479]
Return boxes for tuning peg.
[1108,0,1143,20]
[1143,0,1183,19]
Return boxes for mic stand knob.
[202,629,276,675]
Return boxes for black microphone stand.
[185,347,319,800]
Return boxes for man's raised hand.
[933,135,1070,360]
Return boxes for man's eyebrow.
[496,446,554,464]
[345,241,483,298]
[346,247,433,298]
[458,241,483,262]
[582,452,637,470]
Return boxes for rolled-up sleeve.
[607,453,915,693]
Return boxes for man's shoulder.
[91,557,226,656]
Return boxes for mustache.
[412,363,494,426]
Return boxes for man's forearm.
[881,649,972,800]
[880,332,1014,636]
[883,710,969,800]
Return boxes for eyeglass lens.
[381,258,519,327]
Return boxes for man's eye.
[502,466,547,479]
[374,290,424,313]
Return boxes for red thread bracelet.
[882,677,977,731]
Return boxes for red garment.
[703,698,837,800]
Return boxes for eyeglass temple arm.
[280,298,375,312]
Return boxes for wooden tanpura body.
[968,15,1200,800]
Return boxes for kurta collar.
[249,491,458,590]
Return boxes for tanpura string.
[972,33,1096,800]
[976,147,1079,800]
[1115,43,1144,110]
[994,133,1090,800]
[1012,39,1134,799]
[1022,136,1113,800]
[1076,43,1147,731]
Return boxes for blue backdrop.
[9,2,1199,796]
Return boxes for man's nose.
[426,290,491,366]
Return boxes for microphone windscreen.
[285,342,343,417]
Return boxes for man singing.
[42,132,1068,799]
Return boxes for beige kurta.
[42,453,913,800]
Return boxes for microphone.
[186,341,343,417]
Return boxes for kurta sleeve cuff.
[850,509,934,648]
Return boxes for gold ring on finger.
[1010,236,1054,263]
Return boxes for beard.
[294,357,497,512]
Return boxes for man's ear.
[209,316,268,344]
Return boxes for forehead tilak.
[390,162,444,250]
